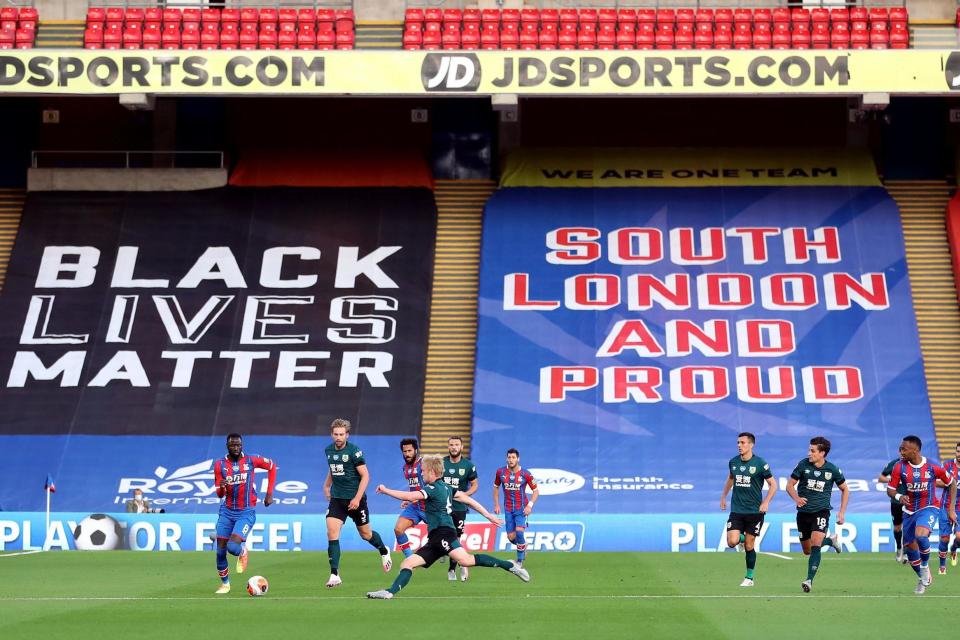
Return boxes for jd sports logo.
[421,54,481,91]
[946,52,960,89]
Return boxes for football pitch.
[1,550,954,639]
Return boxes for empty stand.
[85,4,354,50]
[402,4,909,51]
[0,6,38,49]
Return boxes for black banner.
[0,188,436,435]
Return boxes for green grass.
[0,550,952,639]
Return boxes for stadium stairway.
[35,20,85,48]
[908,20,960,48]
[420,179,496,456]
[886,180,960,460]
[0,189,25,293]
[354,20,403,49]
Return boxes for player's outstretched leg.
[215,542,230,594]
[939,536,950,575]
[741,548,756,586]
[364,529,393,572]
[326,539,343,588]
[825,533,842,553]
[917,537,932,586]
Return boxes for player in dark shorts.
[879,457,907,563]
[366,454,529,599]
[721,432,777,587]
[786,436,849,593]
[323,418,392,588]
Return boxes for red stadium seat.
[694,24,713,50]
[715,8,734,26]
[335,8,354,32]
[772,23,791,49]
[869,7,889,23]
[402,29,421,49]
[851,26,869,49]
[461,30,479,49]
[481,8,500,26]
[296,31,316,49]
[850,7,868,22]
[890,7,908,28]
[19,6,36,21]
[599,8,616,26]
[772,7,790,25]
[792,7,811,27]
[316,29,336,49]
[579,7,597,26]
[163,8,182,25]
[86,6,105,24]
[462,7,480,26]
[754,7,772,24]
[812,24,830,49]
[441,28,459,49]
[442,8,461,25]
[734,8,752,26]
[811,8,830,25]
[520,7,539,26]
[577,30,596,49]
[657,8,676,26]
[404,7,423,24]
[753,30,772,49]
[676,8,695,25]
[714,32,732,49]
[830,7,850,24]
[655,24,674,49]
[696,8,714,25]
[889,26,909,49]
[502,8,520,26]
[559,8,578,26]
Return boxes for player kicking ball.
[785,437,849,593]
[367,455,529,599]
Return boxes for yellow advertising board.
[0,49,958,95]
[500,148,882,187]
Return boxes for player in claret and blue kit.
[937,442,960,574]
[393,438,426,558]
[493,448,538,568]
[886,435,956,595]
[212,433,277,594]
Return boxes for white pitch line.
[760,552,792,560]
[1,594,958,602]
[0,550,43,558]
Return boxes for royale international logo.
[421,53,482,91]
[114,460,309,507]
[528,468,586,495]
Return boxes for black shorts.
[326,495,370,527]
[415,526,462,568]
[727,512,764,537]
[891,501,904,526]
[451,510,467,537]
[797,510,831,541]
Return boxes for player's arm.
[323,470,332,500]
[885,465,909,506]
[455,492,503,526]
[836,481,850,525]
[760,475,777,513]
[464,477,479,498]
[253,456,278,506]
[214,461,226,498]
[376,485,424,503]
[786,476,805,508]
[493,477,502,515]
[352,463,370,511]
[877,473,891,483]
[524,483,539,516]
[720,475,733,511]
[937,466,957,524]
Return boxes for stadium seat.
[715,8,734,27]
[657,8,676,26]
[869,7,889,24]
[772,7,790,25]
[734,7,752,26]
[733,25,751,50]
[123,26,142,49]
[335,9,354,32]
[481,8,499,27]
[792,7,811,28]
[811,8,830,25]
[694,23,713,49]
[86,7,105,24]
[144,7,162,26]
[461,30,479,49]
[599,7,616,26]
[655,23,674,49]
[559,8,578,26]
[850,6,868,23]
[695,8,714,26]
[163,7,181,25]
[772,23,791,49]
[404,7,423,24]
[889,25,909,49]
[851,25,869,49]
[538,8,557,28]
[830,7,850,24]
[812,24,830,49]
[636,8,655,27]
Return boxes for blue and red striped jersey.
[942,460,960,511]
[888,457,953,515]
[403,458,425,510]
[495,466,537,512]
[214,454,277,510]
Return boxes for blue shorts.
[903,507,938,545]
[939,507,957,538]
[398,502,426,524]
[505,510,526,533]
[216,506,256,541]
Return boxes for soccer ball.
[247,575,269,597]
[73,514,123,551]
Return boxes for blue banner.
[472,186,935,514]
[0,511,929,553]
